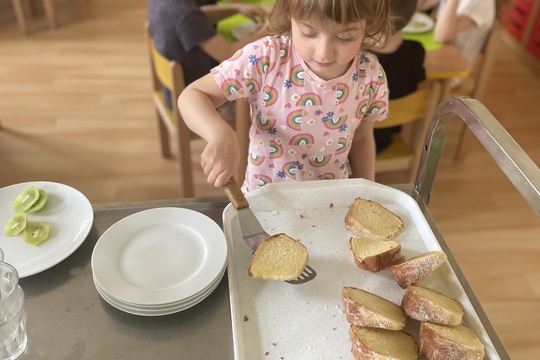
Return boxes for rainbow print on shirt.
[335,138,348,155]
[249,153,266,166]
[334,83,349,104]
[308,155,332,167]
[279,45,290,65]
[295,93,322,107]
[289,64,304,87]
[256,174,272,186]
[221,78,244,97]
[289,133,315,148]
[323,115,348,130]
[286,109,303,131]
[269,140,283,159]
[363,81,378,97]
[262,86,278,106]
[356,99,369,118]
[257,117,276,131]
[318,172,336,180]
[256,55,275,75]
[367,100,386,115]
[227,48,243,62]
[282,161,298,179]
[243,78,260,94]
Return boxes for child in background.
[373,0,426,153]
[147,0,270,109]
[178,0,393,192]
[433,0,508,87]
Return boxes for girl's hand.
[201,126,240,188]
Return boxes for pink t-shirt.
[211,35,388,192]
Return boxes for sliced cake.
[349,325,418,360]
[349,236,404,272]
[342,286,407,330]
[401,285,464,326]
[247,233,308,281]
[345,197,404,241]
[419,322,485,360]
[391,251,447,288]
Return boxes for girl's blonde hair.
[268,0,393,50]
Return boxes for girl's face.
[291,17,366,80]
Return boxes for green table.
[404,29,443,51]
[216,0,274,43]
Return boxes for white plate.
[93,258,227,308]
[93,266,226,316]
[91,207,227,306]
[403,12,435,34]
[0,181,94,278]
[231,22,258,40]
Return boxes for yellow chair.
[374,80,442,183]
[144,22,201,197]
[452,23,501,160]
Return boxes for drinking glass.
[0,257,27,360]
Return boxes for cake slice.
[419,322,485,360]
[391,251,447,288]
[349,236,404,272]
[342,286,407,330]
[345,198,404,241]
[247,233,308,281]
[349,325,418,360]
[401,285,464,326]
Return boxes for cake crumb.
[329,203,334,208]
[243,315,249,321]
[265,351,269,356]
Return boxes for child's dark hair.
[389,0,418,33]
[268,0,392,50]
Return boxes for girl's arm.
[177,74,240,188]
[434,0,476,43]
[349,120,376,181]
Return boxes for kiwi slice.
[13,187,40,212]
[27,189,48,212]
[4,213,27,236]
[23,222,51,246]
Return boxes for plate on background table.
[231,21,258,40]
[0,181,93,277]
[403,12,435,34]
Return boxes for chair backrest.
[374,80,442,183]
[144,22,199,197]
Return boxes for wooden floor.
[1,1,539,359]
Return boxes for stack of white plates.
[91,207,228,316]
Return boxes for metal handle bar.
[413,97,540,216]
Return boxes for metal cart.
[407,96,540,359]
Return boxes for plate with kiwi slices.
[0,181,93,277]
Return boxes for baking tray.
[223,178,500,360]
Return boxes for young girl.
[178,0,392,192]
